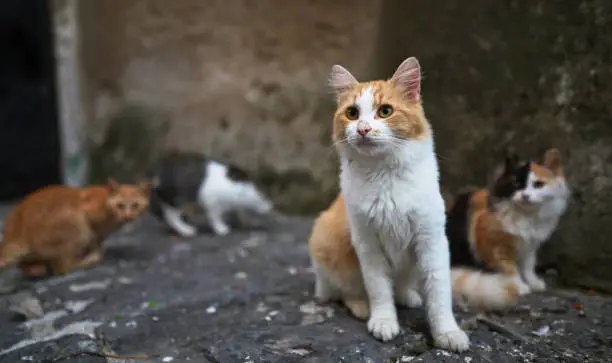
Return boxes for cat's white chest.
[341,164,444,268]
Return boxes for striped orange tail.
[451,267,524,311]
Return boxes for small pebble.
[152,316,159,322]
[235,272,248,279]
[287,267,298,275]
[206,305,217,314]
[162,357,174,362]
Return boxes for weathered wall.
[370,0,612,291]
[70,0,612,290]
[76,0,380,213]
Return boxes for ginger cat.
[446,148,569,310]
[309,57,469,352]
[0,178,151,277]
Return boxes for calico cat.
[0,178,151,277]
[308,57,469,352]
[148,151,273,237]
[446,148,570,310]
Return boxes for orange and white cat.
[309,57,469,352]
[0,178,151,277]
[447,148,569,309]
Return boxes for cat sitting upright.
[148,151,274,237]
[446,148,570,310]
[0,178,151,277]
[308,57,469,352]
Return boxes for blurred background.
[0,0,611,292]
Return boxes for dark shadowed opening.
[0,0,61,201]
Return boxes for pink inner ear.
[390,57,421,101]
[329,65,358,98]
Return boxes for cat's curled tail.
[451,267,522,310]
[0,241,28,270]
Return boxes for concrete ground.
[0,212,611,363]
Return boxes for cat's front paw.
[433,329,470,352]
[526,276,546,292]
[367,314,400,341]
[212,224,230,236]
[513,276,531,295]
[178,227,197,238]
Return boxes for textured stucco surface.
[77,0,380,213]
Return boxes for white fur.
[496,171,570,292]
[319,82,469,351]
[450,267,527,311]
[162,203,198,238]
[197,161,273,236]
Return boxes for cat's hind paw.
[344,299,369,320]
[396,288,423,308]
[433,329,470,352]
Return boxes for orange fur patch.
[308,194,359,276]
[468,190,519,276]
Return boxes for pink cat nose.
[357,127,372,137]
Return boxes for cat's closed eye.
[532,180,545,189]
[131,202,140,210]
[116,202,125,210]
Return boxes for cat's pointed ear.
[504,147,520,172]
[106,177,120,194]
[543,148,564,176]
[329,64,358,101]
[138,180,153,196]
[390,57,421,101]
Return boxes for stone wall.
[68,0,612,291]
[370,0,612,292]
[75,0,380,213]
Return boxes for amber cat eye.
[377,104,394,118]
[345,106,359,120]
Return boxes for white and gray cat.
[148,151,274,237]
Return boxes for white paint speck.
[125,320,137,328]
[64,299,95,314]
[532,325,550,337]
[234,272,247,279]
[109,321,117,328]
[69,279,111,292]
[118,277,133,285]
[400,356,415,362]
[0,321,102,356]
[464,357,472,363]
[20,356,34,361]
[162,357,174,362]
[287,267,297,275]
[152,316,159,322]
[206,305,217,314]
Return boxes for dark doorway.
[0,0,61,201]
